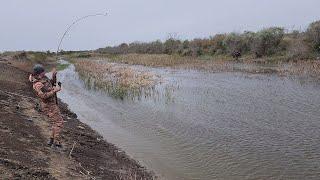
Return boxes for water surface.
[58,62,320,180]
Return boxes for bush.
[31,52,48,63]
[223,33,242,54]
[251,27,285,57]
[77,53,92,58]
[209,34,227,55]
[241,31,255,54]
[287,38,310,59]
[148,40,164,54]
[189,39,205,56]
[306,21,320,53]
[164,38,181,54]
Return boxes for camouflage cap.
[33,64,45,75]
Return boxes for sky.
[0,0,320,51]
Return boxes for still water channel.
[58,61,320,180]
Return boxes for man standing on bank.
[29,64,63,148]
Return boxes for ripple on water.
[58,63,320,180]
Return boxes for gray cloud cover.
[0,0,319,51]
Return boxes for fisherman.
[29,64,63,148]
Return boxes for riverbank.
[0,60,156,179]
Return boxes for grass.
[2,51,58,72]
[277,60,320,77]
[103,53,240,72]
[56,63,70,71]
[73,59,160,99]
[107,53,220,67]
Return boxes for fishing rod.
[54,11,108,104]
[56,11,108,57]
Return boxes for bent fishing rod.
[54,11,108,104]
[56,11,108,57]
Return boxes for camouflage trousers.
[41,102,64,142]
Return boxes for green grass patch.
[56,63,70,71]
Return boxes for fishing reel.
[54,82,62,87]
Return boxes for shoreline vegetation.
[93,20,320,62]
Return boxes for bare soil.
[0,61,156,180]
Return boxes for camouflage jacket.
[29,75,56,104]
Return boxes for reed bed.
[277,60,320,77]
[74,59,160,99]
[108,54,235,72]
[106,54,320,77]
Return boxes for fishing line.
[56,11,108,59]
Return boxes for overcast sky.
[0,0,319,51]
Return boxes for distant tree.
[182,40,190,49]
[241,31,255,54]
[164,38,181,55]
[291,30,300,38]
[119,43,129,53]
[306,20,320,53]
[286,36,310,60]
[208,34,227,55]
[180,40,192,56]
[95,20,320,60]
[251,27,285,57]
[148,40,164,54]
[223,33,244,56]
[189,39,205,56]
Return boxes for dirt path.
[21,100,85,180]
[0,61,156,179]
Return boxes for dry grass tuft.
[74,59,159,99]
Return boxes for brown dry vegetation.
[73,53,320,79]
[106,53,243,73]
[277,60,320,77]
[1,51,57,72]
[73,59,160,99]
[108,53,232,69]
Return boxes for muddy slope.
[0,61,155,180]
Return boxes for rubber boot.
[54,141,63,149]
[47,138,54,146]
[54,142,63,149]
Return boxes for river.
[57,61,320,180]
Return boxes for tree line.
[97,20,320,60]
